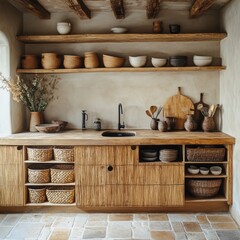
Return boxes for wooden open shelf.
[25,182,75,186]
[26,202,76,206]
[185,173,227,178]
[185,194,227,202]
[17,66,226,74]
[17,33,227,44]
[25,160,74,164]
[185,161,228,164]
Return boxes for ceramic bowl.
[210,166,222,175]
[169,56,187,67]
[200,167,209,175]
[169,24,181,34]
[129,56,147,68]
[193,55,213,66]
[35,124,61,133]
[141,149,158,158]
[111,27,128,34]
[51,120,68,131]
[103,54,125,68]
[187,165,199,175]
[151,57,167,67]
[57,22,71,35]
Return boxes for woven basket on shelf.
[28,165,50,183]
[186,147,225,162]
[28,187,46,203]
[50,165,74,183]
[46,187,75,204]
[187,179,222,198]
[53,146,74,162]
[27,146,53,161]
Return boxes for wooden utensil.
[163,87,194,130]
[150,105,157,118]
[208,104,215,117]
[194,93,209,130]
[155,106,162,119]
[146,110,152,118]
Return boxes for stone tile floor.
[0,213,239,240]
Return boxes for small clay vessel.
[202,116,215,132]
[150,118,159,130]
[158,121,168,132]
[153,20,163,33]
[184,114,197,132]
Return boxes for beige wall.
[23,11,221,129]
[0,0,24,133]
[220,0,240,225]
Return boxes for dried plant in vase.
[0,73,60,131]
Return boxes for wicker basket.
[28,165,50,183]
[186,147,225,162]
[27,146,53,161]
[187,179,222,198]
[53,146,74,162]
[50,165,74,183]
[28,187,46,203]
[46,187,75,204]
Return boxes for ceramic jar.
[57,22,71,35]
[150,118,159,130]
[153,20,163,33]
[184,114,197,132]
[21,55,40,69]
[29,112,44,132]
[165,117,176,131]
[202,116,215,132]
[158,121,168,132]
[84,52,99,68]
[41,53,62,69]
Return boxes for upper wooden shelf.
[17,33,227,44]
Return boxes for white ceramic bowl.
[57,22,71,35]
[200,167,209,175]
[111,27,128,34]
[194,55,212,60]
[193,55,213,66]
[129,56,147,68]
[151,58,167,67]
[210,166,222,175]
[187,165,199,175]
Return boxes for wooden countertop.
[0,130,235,145]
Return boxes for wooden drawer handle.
[107,165,113,171]
[17,146,23,150]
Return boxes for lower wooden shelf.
[25,183,75,186]
[185,174,227,178]
[26,202,76,206]
[185,194,227,202]
[25,160,74,164]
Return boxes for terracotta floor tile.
[216,230,240,240]
[108,221,132,229]
[149,214,169,221]
[211,222,239,230]
[183,222,202,232]
[197,215,209,224]
[200,224,212,230]
[134,214,149,221]
[132,225,150,239]
[109,214,133,221]
[149,221,172,231]
[186,232,206,240]
[48,228,71,240]
[171,222,185,232]
[150,231,175,240]
[82,227,106,239]
[207,215,234,223]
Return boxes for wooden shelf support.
[146,0,161,19]
[65,0,91,19]
[190,0,216,18]
[110,0,125,19]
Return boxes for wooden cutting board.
[163,87,194,130]
[194,93,209,130]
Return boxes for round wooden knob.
[107,165,113,171]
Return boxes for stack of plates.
[159,149,178,162]
[140,149,158,162]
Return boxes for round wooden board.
[163,87,194,130]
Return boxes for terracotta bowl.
[35,124,61,133]
[103,54,125,68]
[51,120,68,131]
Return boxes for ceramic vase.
[29,112,44,132]
[184,114,197,132]
[150,118,159,130]
[158,121,168,132]
[202,116,215,132]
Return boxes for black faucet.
[118,103,125,130]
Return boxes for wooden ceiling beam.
[190,0,217,18]
[12,0,50,19]
[146,0,161,19]
[65,0,91,19]
[110,0,125,19]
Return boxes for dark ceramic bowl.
[169,24,181,34]
[169,56,187,67]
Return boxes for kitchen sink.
[101,130,136,137]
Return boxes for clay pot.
[29,112,44,132]
[153,20,163,33]
[63,55,82,69]
[41,53,62,69]
[165,117,176,131]
[21,55,40,69]
[184,114,197,132]
[158,121,168,132]
[202,116,215,132]
[84,52,99,68]
[150,118,159,130]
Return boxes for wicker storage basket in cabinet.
[50,165,74,183]
[53,146,74,162]
[28,187,46,203]
[28,165,50,183]
[46,187,75,204]
[27,146,53,161]
[186,147,226,162]
[187,179,222,198]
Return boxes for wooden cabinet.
[0,146,24,206]
[75,145,184,207]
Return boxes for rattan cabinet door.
[0,146,24,206]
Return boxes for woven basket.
[186,147,225,162]
[46,187,75,204]
[27,146,53,161]
[187,179,222,198]
[28,187,46,203]
[50,165,74,183]
[53,146,74,162]
[28,165,50,183]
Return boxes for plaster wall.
[23,10,220,129]
[220,0,240,225]
[0,0,24,133]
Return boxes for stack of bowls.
[103,54,125,68]
[140,149,158,162]
[129,56,147,68]
[41,53,62,69]
[84,52,99,68]
[151,57,167,67]
[193,55,213,66]
[159,149,178,162]
[169,56,187,67]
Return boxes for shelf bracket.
[190,0,216,18]
[110,0,125,19]
[146,0,161,19]
[65,0,91,19]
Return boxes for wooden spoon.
[146,110,152,118]
[150,105,157,118]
